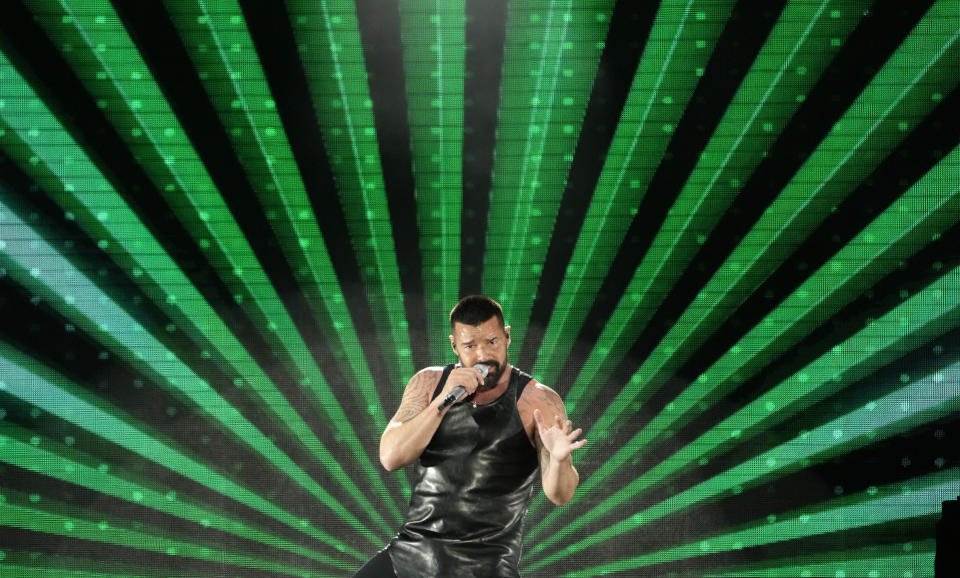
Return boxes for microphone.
[438,363,490,412]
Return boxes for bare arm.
[379,366,484,471]
[520,383,587,506]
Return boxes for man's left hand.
[533,408,587,462]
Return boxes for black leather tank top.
[388,365,538,577]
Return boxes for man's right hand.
[438,366,486,403]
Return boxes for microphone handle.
[438,386,467,412]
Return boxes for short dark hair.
[450,295,505,330]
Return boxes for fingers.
[538,413,579,434]
[467,368,483,388]
[533,408,544,427]
[450,367,484,393]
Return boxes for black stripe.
[0,1,306,414]
[577,0,937,432]
[353,0,430,370]
[517,0,661,371]
[111,0,396,485]
[236,2,416,505]
[557,0,790,393]
[461,0,509,296]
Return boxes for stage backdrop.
[0,0,958,576]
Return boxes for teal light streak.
[642,146,960,441]
[0,423,349,570]
[528,333,960,567]
[530,0,867,519]
[530,142,959,535]
[0,52,392,536]
[165,0,390,420]
[484,0,614,350]
[528,253,960,558]
[535,0,739,386]
[532,145,959,534]
[0,497,332,577]
[399,0,464,363]
[582,2,960,442]
[563,472,956,576]
[287,0,415,390]
[23,0,401,517]
[162,0,405,517]
[0,343,363,560]
[0,202,379,546]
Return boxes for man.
[353,295,587,578]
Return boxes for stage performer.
[353,295,588,577]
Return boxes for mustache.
[477,361,501,375]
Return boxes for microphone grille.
[475,363,490,378]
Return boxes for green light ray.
[161,0,390,423]
[527,341,960,567]
[529,144,960,535]
[286,0,415,390]
[0,39,391,532]
[0,204,381,545]
[633,146,960,446]
[484,0,614,349]
[399,0,464,363]
[0,423,348,570]
[0,496,333,577]
[0,343,364,559]
[537,0,864,388]
[533,0,739,384]
[0,2,952,574]
[704,541,935,578]
[0,81,391,539]
[529,256,960,554]
[160,0,405,517]
[22,0,402,520]
[581,2,960,441]
[562,471,956,576]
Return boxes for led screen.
[0,0,958,576]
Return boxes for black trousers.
[352,549,398,578]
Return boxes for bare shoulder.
[387,366,445,424]
[407,366,446,389]
[518,380,567,417]
[518,380,568,441]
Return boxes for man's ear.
[449,334,457,353]
[505,325,511,344]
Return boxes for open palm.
[534,409,587,462]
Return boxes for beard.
[475,354,508,392]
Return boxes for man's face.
[449,316,511,390]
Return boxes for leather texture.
[388,365,538,578]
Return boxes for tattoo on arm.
[391,370,438,423]
[544,390,567,420]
